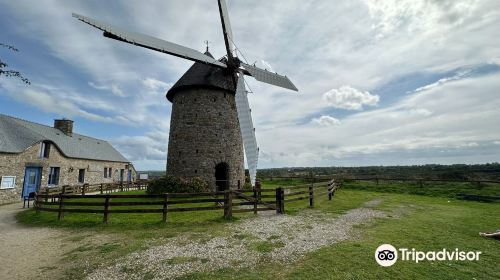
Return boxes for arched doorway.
[215,162,229,191]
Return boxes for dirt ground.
[1,199,395,280]
[0,203,78,280]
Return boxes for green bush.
[146,176,210,194]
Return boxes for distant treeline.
[138,163,500,181]
[256,163,500,181]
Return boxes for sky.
[1,0,499,171]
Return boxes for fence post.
[224,190,233,219]
[275,187,282,214]
[280,188,285,213]
[82,183,88,195]
[45,188,49,203]
[34,192,40,214]
[100,183,103,194]
[57,194,64,221]
[328,185,333,201]
[309,186,314,208]
[103,195,110,224]
[162,193,168,223]
[253,188,257,214]
[256,180,262,202]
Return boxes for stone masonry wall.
[166,87,245,190]
[0,143,135,205]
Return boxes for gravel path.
[87,199,389,280]
[0,203,76,280]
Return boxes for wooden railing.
[38,181,148,198]
[261,176,500,186]
[33,180,341,223]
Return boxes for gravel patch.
[87,199,389,280]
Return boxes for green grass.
[16,183,500,280]
[176,192,500,280]
[341,180,500,199]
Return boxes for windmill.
[72,0,298,187]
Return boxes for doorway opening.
[215,162,229,191]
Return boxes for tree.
[0,43,30,84]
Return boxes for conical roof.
[166,51,235,102]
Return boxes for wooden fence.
[261,176,500,186]
[33,179,341,223]
[39,181,148,197]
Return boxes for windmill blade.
[241,62,298,91]
[72,13,227,68]
[235,74,259,186]
[217,0,235,59]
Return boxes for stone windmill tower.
[73,0,298,190]
[165,50,245,190]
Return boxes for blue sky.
[1,0,499,170]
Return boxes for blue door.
[127,170,132,182]
[22,167,42,198]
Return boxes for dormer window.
[40,141,50,158]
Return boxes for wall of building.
[0,142,135,205]
[166,87,245,190]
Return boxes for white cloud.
[142,78,172,92]
[88,82,125,97]
[322,86,379,110]
[14,88,115,123]
[257,73,500,167]
[112,130,169,161]
[494,141,500,145]
[311,115,341,127]
[260,60,275,72]
[2,0,500,169]
[409,70,471,94]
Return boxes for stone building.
[166,51,245,190]
[0,114,135,204]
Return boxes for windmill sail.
[72,13,227,68]
[241,62,298,91]
[235,74,259,186]
[217,0,235,58]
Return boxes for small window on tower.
[213,97,216,102]
[195,169,197,174]
[196,149,199,154]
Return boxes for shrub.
[146,175,210,194]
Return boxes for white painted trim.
[0,176,16,189]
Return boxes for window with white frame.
[0,176,16,189]
[40,141,51,158]
[48,167,60,185]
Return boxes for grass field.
[16,181,500,280]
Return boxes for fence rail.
[261,176,500,185]
[33,179,342,223]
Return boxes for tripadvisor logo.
[375,244,482,267]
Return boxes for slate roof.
[166,51,235,102]
[0,114,130,163]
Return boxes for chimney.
[54,119,74,136]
